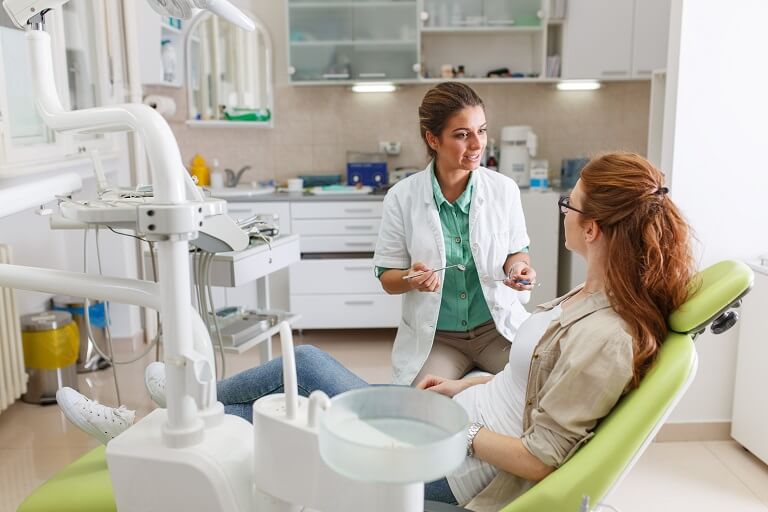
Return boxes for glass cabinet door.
[288,0,418,82]
[423,0,542,28]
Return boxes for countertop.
[222,191,388,202]
[219,188,561,203]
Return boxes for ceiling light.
[351,82,397,93]
[556,80,602,91]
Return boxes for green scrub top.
[376,168,528,332]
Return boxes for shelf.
[289,76,652,86]
[421,25,543,34]
[186,119,274,129]
[216,311,302,354]
[290,1,416,8]
[290,39,417,47]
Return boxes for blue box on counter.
[347,152,388,187]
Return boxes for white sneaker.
[145,361,167,408]
[56,387,135,445]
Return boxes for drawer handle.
[345,242,373,247]
[344,266,371,271]
[344,208,374,214]
[345,225,375,230]
[601,70,628,76]
[358,72,386,78]
[323,73,350,79]
[345,300,375,306]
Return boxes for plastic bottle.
[161,39,176,83]
[210,158,224,188]
[189,154,210,186]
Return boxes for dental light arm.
[145,0,255,32]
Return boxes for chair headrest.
[668,260,754,334]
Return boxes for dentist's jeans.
[216,344,458,505]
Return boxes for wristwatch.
[466,422,484,457]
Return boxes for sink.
[209,185,275,199]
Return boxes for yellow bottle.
[189,153,210,186]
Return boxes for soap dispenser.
[189,154,210,186]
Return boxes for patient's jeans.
[216,344,458,505]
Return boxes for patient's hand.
[416,375,466,398]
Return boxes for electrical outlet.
[378,141,402,155]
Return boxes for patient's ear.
[584,219,601,243]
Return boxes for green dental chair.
[18,260,754,512]
[426,259,754,512]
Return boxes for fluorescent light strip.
[351,82,397,93]
[556,80,602,91]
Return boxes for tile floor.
[1,329,767,512]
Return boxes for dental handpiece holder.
[252,323,469,512]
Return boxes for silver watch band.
[466,422,484,457]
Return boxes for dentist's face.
[430,106,487,171]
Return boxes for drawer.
[299,235,377,253]
[290,294,401,329]
[291,201,383,219]
[290,258,383,295]
[225,202,292,234]
[292,218,381,236]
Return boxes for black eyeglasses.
[558,195,586,215]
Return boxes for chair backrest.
[500,260,754,512]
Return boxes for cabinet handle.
[344,266,371,271]
[358,73,386,78]
[345,225,374,230]
[323,73,350,79]
[635,70,652,76]
[345,300,375,306]
[345,242,373,247]
[344,208,374,214]
[601,70,629,77]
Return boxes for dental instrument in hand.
[495,277,542,287]
[402,263,466,280]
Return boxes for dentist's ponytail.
[578,152,697,387]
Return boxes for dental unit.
[0,0,470,511]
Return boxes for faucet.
[224,165,251,187]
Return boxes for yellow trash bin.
[21,311,80,405]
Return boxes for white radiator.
[0,245,27,414]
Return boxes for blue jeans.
[216,344,457,505]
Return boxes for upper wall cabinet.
[561,0,670,80]
[286,0,419,83]
[631,0,671,78]
[185,11,274,127]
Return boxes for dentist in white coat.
[374,82,536,385]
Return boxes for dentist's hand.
[504,261,537,291]
[416,374,466,398]
[405,262,441,293]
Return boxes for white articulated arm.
[26,30,202,203]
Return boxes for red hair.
[579,152,697,387]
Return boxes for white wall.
[663,0,768,422]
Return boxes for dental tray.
[318,387,468,483]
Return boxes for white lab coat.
[374,163,531,385]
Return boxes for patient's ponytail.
[579,153,697,387]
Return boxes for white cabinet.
[561,0,634,79]
[562,0,670,80]
[135,1,185,87]
[631,0,671,78]
[288,200,401,329]
[520,190,560,307]
[731,262,768,465]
